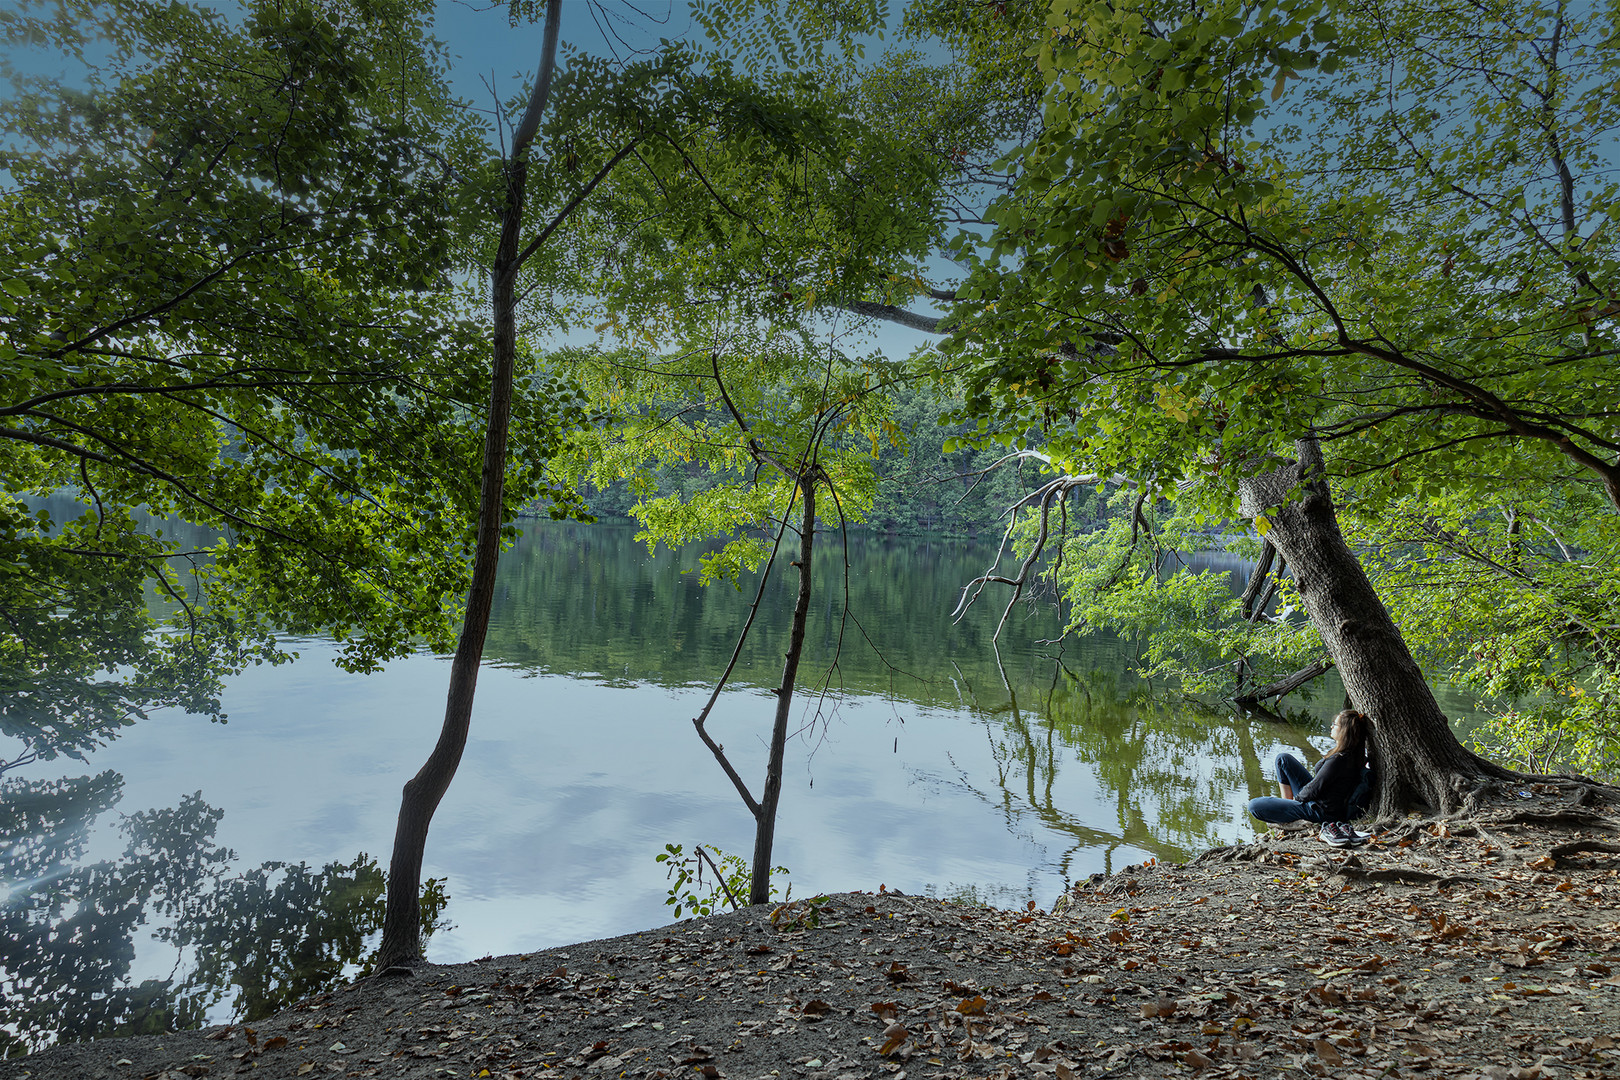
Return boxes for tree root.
[1548,839,1620,868]
[1194,843,1265,864]
[1482,808,1620,830]
[1333,865,1478,888]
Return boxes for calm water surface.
[5,519,1469,1048]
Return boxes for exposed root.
[1482,807,1620,830]
[1328,863,1479,888]
[1548,839,1620,869]
[1193,842,1265,864]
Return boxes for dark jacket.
[1296,745,1368,819]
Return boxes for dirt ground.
[5,787,1618,1080]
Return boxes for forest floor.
[5,785,1619,1080]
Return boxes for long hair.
[1329,709,1371,758]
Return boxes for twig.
[695,845,742,911]
[0,747,39,780]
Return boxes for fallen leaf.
[1314,1039,1343,1065]
[956,995,988,1016]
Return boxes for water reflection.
[0,773,449,1055]
[936,659,1326,878]
[4,522,1399,1052]
[489,522,1090,701]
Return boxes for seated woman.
[1248,709,1374,847]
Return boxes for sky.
[432,0,703,113]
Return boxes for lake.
[2,518,1475,1049]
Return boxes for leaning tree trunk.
[750,473,816,905]
[373,1,562,972]
[1237,438,1517,815]
[373,162,526,971]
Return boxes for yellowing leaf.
[1254,514,1272,537]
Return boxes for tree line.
[3,0,1616,976]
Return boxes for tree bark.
[373,0,562,972]
[1238,539,1276,621]
[751,473,816,905]
[1237,438,1517,815]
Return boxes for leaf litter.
[4,795,1617,1080]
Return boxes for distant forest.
[566,383,1109,537]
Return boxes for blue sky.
[431,1,704,119]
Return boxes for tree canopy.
[0,0,584,761]
[844,0,1620,782]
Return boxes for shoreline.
[7,790,1618,1080]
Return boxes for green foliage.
[859,381,1055,536]
[656,842,790,919]
[1040,488,1320,693]
[941,0,1620,506]
[1347,487,1620,780]
[886,0,1620,763]
[554,333,890,583]
[573,377,1046,538]
[0,0,586,758]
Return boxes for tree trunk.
[1238,539,1276,621]
[372,1,563,971]
[1237,438,1517,815]
[373,159,527,971]
[751,473,816,905]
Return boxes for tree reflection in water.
[944,655,1325,886]
[0,772,450,1055]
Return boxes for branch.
[840,300,945,334]
[689,488,804,820]
[514,139,642,272]
[1233,659,1332,706]
[509,0,563,158]
[694,845,742,911]
[1238,539,1276,621]
[950,471,1099,638]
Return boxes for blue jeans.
[1247,753,1327,825]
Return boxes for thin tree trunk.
[751,474,816,905]
[1237,438,1516,815]
[373,1,562,971]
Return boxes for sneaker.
[1319,822,1364,848]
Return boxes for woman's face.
[1332,714,1347,743]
